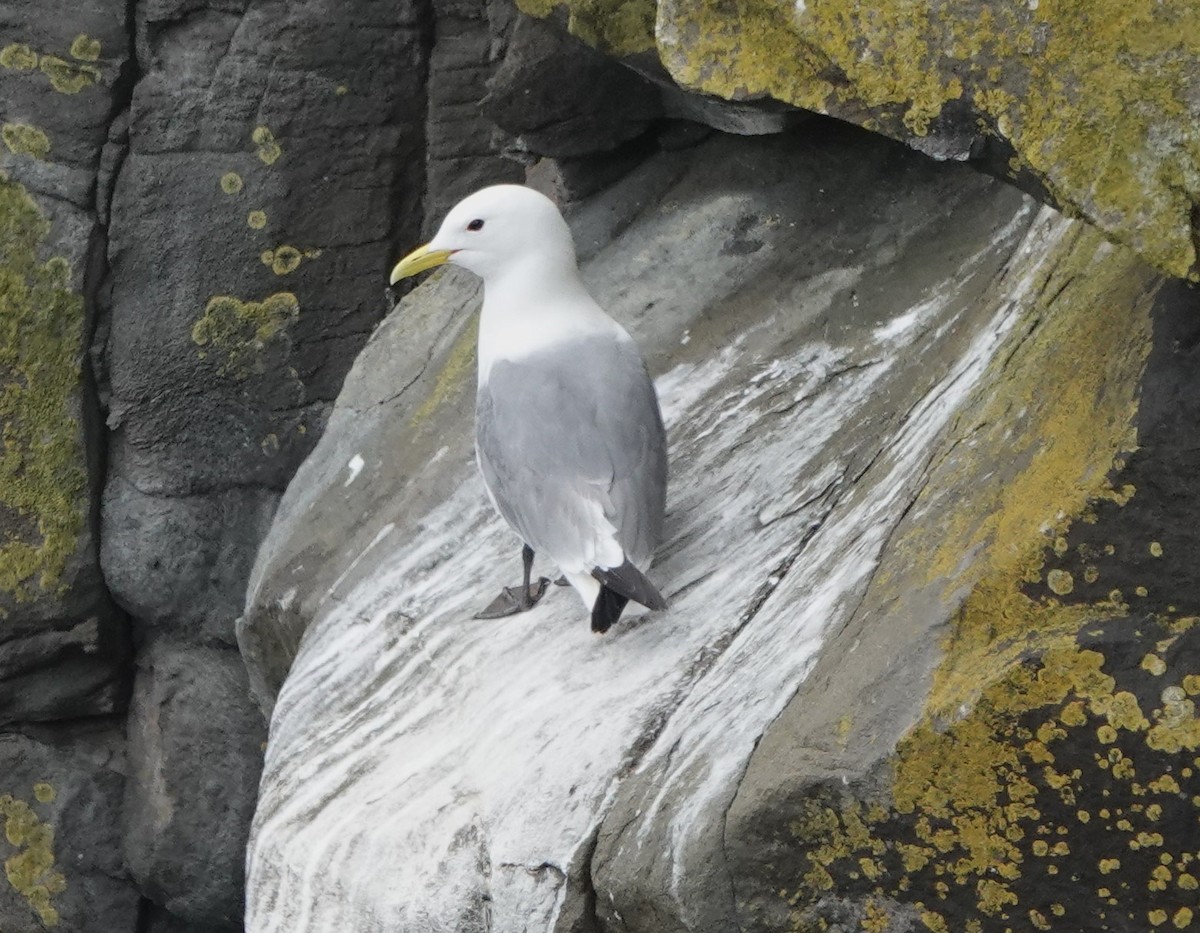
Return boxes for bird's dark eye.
[467,218,484,232]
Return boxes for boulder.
[100,4,439,919]
[516,0,1200,280]
[101,0,433,641]
[241,123,1175,931]
[123,643,265,928]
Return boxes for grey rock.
[0,729,138,932]
[0,0,131,722]
[241,125,1049,930]
[423,0,524,230]
[484,15,661,159]
[102,480,279,646]
[142,901,239,932]
[101,0,431,642]
[123,642,265,928]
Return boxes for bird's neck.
[477,259,618,385]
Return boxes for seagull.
[390,185,668,633]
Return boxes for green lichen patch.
[1,791,66,926]
[68,34,101,62]
[220,172,244,195]
[515,0,656,55]
[247,210,267,229]
[0,174,87,604]
[191,291,299,377]
[522,0,1200,276]
[37,55,99,94]
[777,225,1182,929]
[409,314,478,429]
[259,246,321,275]
[791,617,1200,932]
[2,123,50,159]
[0,43,38,71]
[252,126,282,165]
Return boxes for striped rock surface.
[241,123,1187,931]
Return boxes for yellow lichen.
[260,246,305,275]
[0,175,87,602]
[68,35,101,62]
[2,124,50,159]
[1047,568,1074,596]
[247,210,266,229]
[191,292,299,377]
[1,792,65,925]
[409,315,479,429]
[525,0,1200,277]
[37,55,99,94]
[220,172,243,195]
[252,126,282,165]
[0,43,38,71]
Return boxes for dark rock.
[0,0,132,722]
[522,0,1200,278]
[0,729,138,932]
[423,0,525,230]
[102,481,279,646]
[101,0,431,642]
[484,14,661,159]
[123,643,265,928]
[141,901,237,932]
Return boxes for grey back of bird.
[476,334,667,575]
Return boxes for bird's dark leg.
[474,544,550,619]
[520,544,536,605]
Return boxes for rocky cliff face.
[2,1,1198,932]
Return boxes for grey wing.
[476,335,667,571]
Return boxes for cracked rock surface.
[242,123,1087,931]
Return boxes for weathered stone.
[102,480,279,646]
[0,0,131,721]
[0,729,138,932]
[484,14,660,159]
[517,0,1200,280]
[123,643,265,928]
[142,901,237,932]
[721,277,1200,932]
[101,0,431,642]
[423,0,525,229]
[242,124,1066,930]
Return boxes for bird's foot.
[553,575,570,587]
[474,577,550,619]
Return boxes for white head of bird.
[390,185,619,380]
[390,185,579,288]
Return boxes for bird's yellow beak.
[389,244,454,285]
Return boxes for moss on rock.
[0,174,88,605]
[191,291,300,377]
[1,789,66,926]
[777,224,1200,930]
[521,0,1200,278]
[2,123,50,159]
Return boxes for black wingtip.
[591,560,669,615]
[591,585,630,634]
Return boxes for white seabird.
[389,185,668,633]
